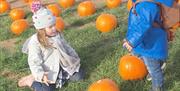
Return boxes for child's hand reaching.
[123,39,133,52]
[167,30,175,42]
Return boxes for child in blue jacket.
[123,0,175,91]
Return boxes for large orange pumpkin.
[88,79,120,91]
[0,1,10,13]
[11,19,29,35]
[119,54,148,80]
[9,8,25,21]
[127,0,133,11]
[47,4,61,17]
[55,17,65,32]
[96,14,117,32]
[58,0,75,9]
[106,0,122,9]
[77,1,96,17]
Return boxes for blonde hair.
[37,29,52,48]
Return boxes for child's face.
[45,25,57,37]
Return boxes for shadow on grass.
[120,79,150,91]
[119,79,150,91]
[78,35,117,79]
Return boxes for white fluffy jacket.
[22,33,80,83]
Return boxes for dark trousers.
[31,68,84,91]
[31,81,56,91]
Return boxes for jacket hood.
[132,0,175,7]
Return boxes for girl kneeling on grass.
[18,1,84,91]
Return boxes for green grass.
[0,15,14,41]
[0,76,31,91]
[0,1,180,91]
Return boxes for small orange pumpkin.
[178,0,180,5]
[127,0,133,11]
[106,0,122,9]
[55,17,65,32]
[119,54,148,80]
[47,4,61,17]
[96,14,117,32]
[0,1,10,13]
[9,8,25,21]
[23,0,33,3]
[88,79,120,91]
[23,0,29,3]
[58,0,75,9]
[11,19,29,35]
[78,1,96,17]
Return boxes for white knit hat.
[32,7,56,30]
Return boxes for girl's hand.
[123,39,133,52]
[42,72,53,86]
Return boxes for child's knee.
[69,68,85,81]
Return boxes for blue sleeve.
[126,2,160,47]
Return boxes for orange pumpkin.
[127,0,133,11]
[9,8,25,21]
[78,1,96,17]
[58,0,75,9]
[106,0,122,9]
[23,0,33,3]
[23,0,29,3]
[47,4,61,17]
[88,79,120,91]
[55,17,65,32]
[119,54,148,80]
[11,19,29,35]
[178,0,180,5]
[96,14,117,32]
[0,0,6,1]
[0,1,10,13]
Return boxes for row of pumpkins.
[1,0,149,91]
[0,0,126,35]
[1,0,180,34]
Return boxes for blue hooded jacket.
[126,0,175,60]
